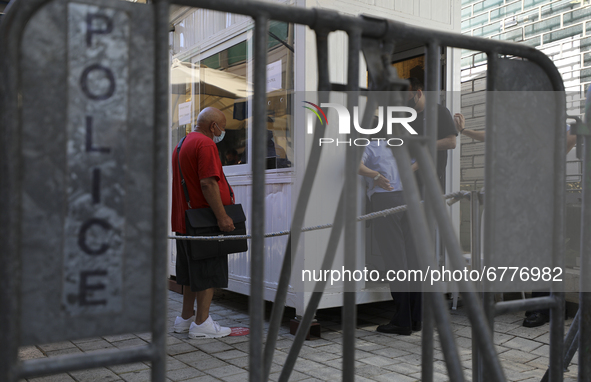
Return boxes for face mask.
[407,93,418,108]
[213,123,225,143]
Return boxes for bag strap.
[222,172,235,204]
[176,136,192,208]
[176,135,235,208]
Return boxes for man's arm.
[358,161,393,191]
[358,162,378,178]
[409,135,455,172]
[200,177,234,232]
[460,129,486,142]
[435,107,458,150]
[454,113,485,142]
[436,134,456,150]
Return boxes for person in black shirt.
[407,77,457,189]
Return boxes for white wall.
[299,0,463,311]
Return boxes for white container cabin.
[168,0,463,315]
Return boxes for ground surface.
[19,290,579,382]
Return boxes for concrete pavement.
[19,290,578,382]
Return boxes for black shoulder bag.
[177,136,248,260]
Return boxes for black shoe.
[412,321,422,332]
[527,307,568,319]
[523,312,549,328]
[376,323,412,335]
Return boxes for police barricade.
[0,0,168,381]
[1,0,578,381]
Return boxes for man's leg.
[372,192,412,335]
[389,292,412,328]
[173,236,197,333]
[410,292,422,331]
[181,287,197,320]
[178,238,230,338]
[403,213,422,331]
[195,288,214,325]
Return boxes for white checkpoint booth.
[167,0,463,316]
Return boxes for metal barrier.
[174,2,567,382]
[574,104,591,379]
[169,191,469,242]
[1,0,582,381]
[0,0,169,381]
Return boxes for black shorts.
[175,233,228,292]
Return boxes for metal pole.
[549,43,567,381]
[262,28,331,381]
[0,1,26,380]
[421,41,441,382]
[563,309,581,370]
[494,297,556,316]
[279,193,346,382]
[342,27,361,382]
[18,347,154,379]
[470,190,481,382]
[412,144,507,382]
[579,133,591,381]
[566,330,581,372]
[482,51,497,382]
[278,81,377,382]
[471,191,482,273]
[541,309,581,382]
[250,15,268,382]
[422,293,435,381]
[424,43,439,159]
[392,142,466,382]
[152,1,170,381]
[481,292,495,382]
[550,292,565,382]
[181,0,572,90]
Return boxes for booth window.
[170,21,294,172]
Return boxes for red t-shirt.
[171,132,233,234]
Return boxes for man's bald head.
[194,107,227,139]
[195,107,226,130]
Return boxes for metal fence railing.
[3,0,587,381]
[171,2,569,382]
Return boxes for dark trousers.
[531,291,550,316]
[372,191,422,327]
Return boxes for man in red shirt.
[171,107,234,338]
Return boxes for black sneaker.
[412,321,422,332]
[523,312,549,328]
[376,323,412,335]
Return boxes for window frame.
[189,27,295,176]
[191,32,252,175]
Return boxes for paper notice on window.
[178,101,192,126]
[267,60,282,92]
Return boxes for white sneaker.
[173,316,194,333]
[188,316,231,339]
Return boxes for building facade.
[459,0,591,257]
